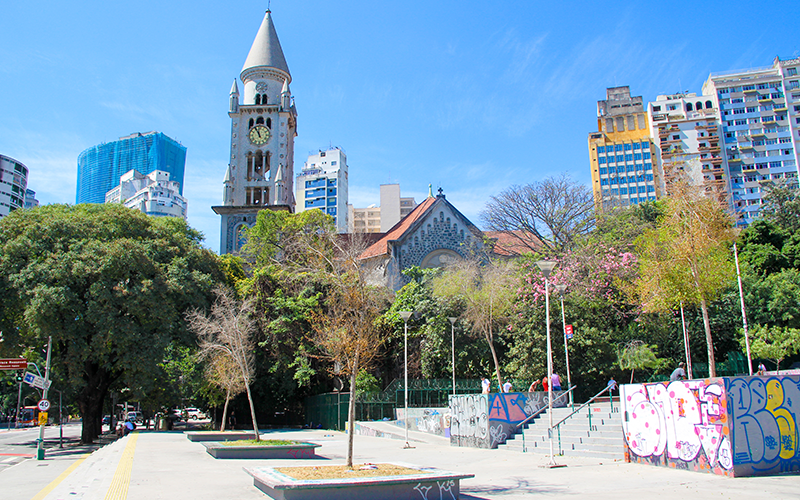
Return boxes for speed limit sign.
[37,399,51,412]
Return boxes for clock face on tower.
[248,125,270,145]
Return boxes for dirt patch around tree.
[275,463,431,480]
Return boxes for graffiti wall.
[621,375,800,477]
[449,391,567,449]
[395,408,451,437]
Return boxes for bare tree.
[205,353,246,431]
[187,286,260,440]
[481,174,595,253]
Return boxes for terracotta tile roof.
[359,196,437,260]
[484,230,544,256]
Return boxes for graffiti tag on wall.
[450,394,489,448]
[622,380,733,473]
[728,376,799,476]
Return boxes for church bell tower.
[213,10,297,254]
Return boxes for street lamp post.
[535,260,559,467]
[733,243,753,375]
[554,284,573,409]
[399,311,414,449]
[448,317,457,396]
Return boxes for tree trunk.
[244,382,259,442]
[700,296,716,377]
[347,366,357,468]
[220,390,230,432]
[77,363,115,444]
[630,368,635,384]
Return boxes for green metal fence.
[304,378,499,431]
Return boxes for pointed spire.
[230,79,239,95]
[281,78,290,95]
[241,10,291,81]
[223,165,232,183]
[275,163,283,183]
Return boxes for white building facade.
[295,147,348,233]
[648,93,724,196]
[212,10,297,253]
[702,56,800,225]
[105,169,187,219]
[0,154,28,219]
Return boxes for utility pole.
[37,336,52,460]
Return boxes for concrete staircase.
[499,402,624,461]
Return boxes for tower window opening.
[267,118,272,129]
[686,103,693,111]
[256,116,264,125]
[255,94,261,105]
[249,118,254,129]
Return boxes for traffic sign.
[23,372,51,391]
[0,358,27,371]
[38,412,48,426]
[37,399,51,412]
[565,324,574,339]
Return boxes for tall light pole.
[535,260,558,467]
[399,311,414,449]
[448,317,457,396]
[733,243,753,375]
[554,284,572,409]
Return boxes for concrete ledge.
[245,464,474,500]
[185,431,258,442]
[204,442,320,459]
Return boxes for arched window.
[248,118,254,129]
[261,94,267,105]
[255,94,261,105]
[705,100,712,109]
[266,118,272,129]
[686,103,693,111]
[256,116,264,125]
[254,150,263,179]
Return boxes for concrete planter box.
[245,464,474,500]
[185,431,258,442]
[204,441,321,459]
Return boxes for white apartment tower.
[647,93,724,197]
[295,147,349,233]
[106,169,188,219]
[702,56,800,225]
[213,10,297,253]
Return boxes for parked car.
[102,415,111,425]
[167,408,183,422]
[126,411,144,424]
[184,407,206,420]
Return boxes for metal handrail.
[549,384,613,431]
[515,386,576,430]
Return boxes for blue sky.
[1,1,798,252]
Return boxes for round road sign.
[37,399,51,412]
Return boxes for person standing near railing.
[551,373,562,391]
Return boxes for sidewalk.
[6,427,800,500]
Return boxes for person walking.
[541,375,549,392]
[670,362,687,382]
[481,377,491,394]
[502,380,513,393]
[551,372,562,391]
[528,379,540,392]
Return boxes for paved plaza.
[1,425,798,500]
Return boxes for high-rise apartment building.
[588,87,661,209]
[105,169,188,219]
[213,10,297,254]
[0,154,28,218]
[701,56,800,225]
[76,131,186,204]
[24,189,39,209]
[295,147,348,232]
[648,93,724,197]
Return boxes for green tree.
[759,179,800,234]
[742,325,800,372]
[634,188,736,377]
[617,340,664,383]
[0,204,223,443]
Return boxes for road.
[0,423,83,471]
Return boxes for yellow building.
[588,86,661,210]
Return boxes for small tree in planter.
[188,287,260,440]
[206,352,246,431]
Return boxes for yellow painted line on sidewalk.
[29,452,91,500]
[103,431,139,500]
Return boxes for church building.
[213,10,297,254]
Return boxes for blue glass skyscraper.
[76,131,186,204]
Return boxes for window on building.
[615,144,624,152]
[652,105,662,111]
[643,152,651,159]
[599,167,607,175]
[616,155,624,163]
[634,153,642,160]
[249,118,254,129]
[686,103,693,111]
[597,146,605,153]
[616,117,625,131]
[638,114,646,129]
[633,143,641,150]
[256,116,264,125]
[624,143,632,151]
[787,68,798,76]
[625,154,633,161]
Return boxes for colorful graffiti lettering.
[728,376,799,472]
[622,380,732,471]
